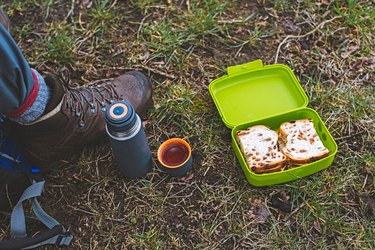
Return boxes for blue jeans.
[0,23,34,114]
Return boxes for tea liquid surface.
[162,143,188,166]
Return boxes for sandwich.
[236,125,287,174]
[279,119,330,164]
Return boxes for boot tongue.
[43,74,65,114]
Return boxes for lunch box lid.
[209,60,309,129]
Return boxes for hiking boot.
[0,8,10,32]
[6,70,152,169]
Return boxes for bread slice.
[236,125,287,174]
[252,163,287,174]
[279,119,330,164]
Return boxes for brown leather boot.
[0,8,11,31]
[7,71,152,169]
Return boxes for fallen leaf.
[154,104,161,109]
[341,45,360,59]
[316,0,329,5]
[363,172,374,187]
[247,209,256,219]
[252,198,262,206]
[180,171,194,182]
[299,40,309,50]
[142,120,150,127]
[271,191,292,212]
[79,0,92,8]
[256,205,272,223]
[362,194,375,220]
[284,20,301,33]
[139,51,150,61]
[312,221,322,234]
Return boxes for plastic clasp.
[227,59,263,76]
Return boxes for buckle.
[56,231,73,246]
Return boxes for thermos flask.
[105,101,152,178]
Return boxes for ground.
[0,0,374,249]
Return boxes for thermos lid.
[105,101,136,132]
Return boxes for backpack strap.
[1,180,73,249]
[0,225,67,250]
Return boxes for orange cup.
[157,138,192,176]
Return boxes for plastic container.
[209,60,338,186]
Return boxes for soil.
[0,0,374,249]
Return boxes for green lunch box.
[209,60,338,186]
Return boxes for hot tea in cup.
[157,138,193,176]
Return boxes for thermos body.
[105,101,152,178]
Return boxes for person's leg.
[1,9,152,169]
[0,7,10,31]
[0,20,50,124]
[0,23,34,113]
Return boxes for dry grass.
[0,0,374,249]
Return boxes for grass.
[138,0,230,63]
[0,0,374,249]
[334,0,374,53]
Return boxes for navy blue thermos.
[105,101,152,178]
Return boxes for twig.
[67,205,98,216]
[138,64,177,79]
[137,13,152,39]
[274,16,342,63]
[65,0,75,20]
[110,0,118,8]
[112,65,177,79]
[283,203,304,222]
[335,131,367,141]
[218,12,257,24]
[218,19,247,24]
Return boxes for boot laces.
[58,68,122,128]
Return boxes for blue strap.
[10,181,73,248]
[11,181,44,237]
[31,197,61,229]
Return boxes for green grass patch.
[136,0,231,63]
[334,0,375,53]
[1,0,374,249]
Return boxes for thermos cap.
[109,103,128,119]
[105,101,136,132]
